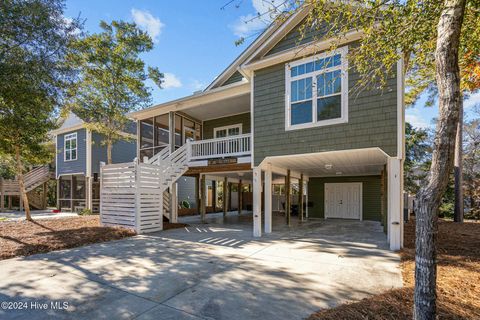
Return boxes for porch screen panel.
[154,114,169,153]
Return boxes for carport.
[253,148,404,251]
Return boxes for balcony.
[187,134,251,161]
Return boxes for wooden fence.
[100,161,164,234]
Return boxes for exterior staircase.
[0,165,51,210]
[146,144,189,221]
[100,143,189,233]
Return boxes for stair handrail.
[146,147,170,165]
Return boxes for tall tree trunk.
[107,139,112,164]
[14,146,32,221]
[414,1,466,319]
[454,104,464,222]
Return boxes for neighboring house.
[51,112,137,212]
[103,8,405,250]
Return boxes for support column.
[228,182,232,211]
[387,157,403,251]
[285,169,291,226]
[200,174,206,223]
[299,174,304,222]
[170,182,178,223]
[71,176,76,212]
[42,182,47,209]
[169,111,176,153]
[85,177,92,211]
[56,177,61,210]
[212,180,217,211]
[0,178,4,211]
[253,167,262,237]
[223,177,228,217]
[195,175,200,213]
[264,165,272,233]
[238,179,242,215]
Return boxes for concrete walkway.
[0,209,77,221]
[0,213,402,320]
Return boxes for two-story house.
[52,112,137,212]
[101,7,404,250]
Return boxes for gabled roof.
[206,5,310,90]
[51,111,137,138]
[51,112,85,135]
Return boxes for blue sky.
[64,0,479,129]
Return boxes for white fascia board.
[206,5,311,90]
[241,30,364,72]
[241,7,310,67]
[128,81,250,121]
[205,22,281,90]
[50,123,85,136]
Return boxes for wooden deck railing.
[188,134,251,161]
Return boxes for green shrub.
[180,200,191,209]
[465,208,480,220]
[439,202,454,219]
[78,208,94,216]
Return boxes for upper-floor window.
[285,46,348,130]
[64,132,77,161]
[214,124,242,138]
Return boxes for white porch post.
[253,166,262,237]
[387,157,403,250]
[264,165,272,233]
[86,177,93,211]
[170,182,178,223]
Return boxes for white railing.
[100,143,190,234]
[188,134,251,161]
[146,146,170,165]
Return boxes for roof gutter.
[128,81,251,121]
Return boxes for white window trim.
[285,46,349,131]
[213,123,243,138]
[64,132,78,162]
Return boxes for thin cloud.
[231,0,287,38]
[191,79,205,91]
[163,73,182,89]
[131,8,164,42]
[406,113,430,129]
[464,91,480,109]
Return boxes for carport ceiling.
[264,148,388,177]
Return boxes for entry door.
[324,183,362,219]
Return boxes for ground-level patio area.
[0,213,402,320]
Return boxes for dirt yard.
[308,219,480,319]
[0,216,135,260]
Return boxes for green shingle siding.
[307,176,382,221]
[203,112,251,139]
[253,53,398,165]
[267,19,329,56]
[222,71,244,86]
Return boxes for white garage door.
[325,183,362,220]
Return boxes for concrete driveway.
[0,213,402,320]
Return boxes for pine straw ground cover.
[309,219,480,320]
[0,216,188,260]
